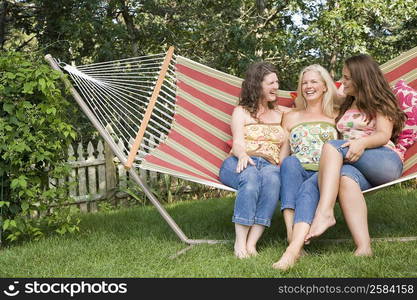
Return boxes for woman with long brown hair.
[305,54,406,256]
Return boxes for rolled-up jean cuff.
[280,204,295,211]
[232,216,254,226]
[232,216,271,227]
[254,217,271,227]
[340,172,371,191]
[340,172,360,187]
[327,140,344,153]
[294,216,313,225]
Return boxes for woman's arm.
[279,135,290,164]
[278,112,292,164]
[231,106,254,172]
[342,112,394,162]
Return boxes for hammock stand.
[45,45,417,254]
[45,49,230,253]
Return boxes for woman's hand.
[236,154,255,173]
[341,139,366,163]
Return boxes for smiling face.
[301,70,327,102]
[342,65,357,96]
[260,72,279,103]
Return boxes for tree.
[297,0,417,79]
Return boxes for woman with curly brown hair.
[219,61,291,259]
[305,54,407,256]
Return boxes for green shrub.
[0,51,79,244]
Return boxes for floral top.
[336,109,403,160]
[290,122,338,171]
[244,123,286,164]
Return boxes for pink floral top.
[336,109,403,160]
[244,123,286,164]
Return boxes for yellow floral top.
[290,122,338,171]
[244,123,286,165]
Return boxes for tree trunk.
[119,0,140,56]
[256,0,265,13]
[0,1,8,50]
[329,52,337,79]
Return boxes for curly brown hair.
[336,54,406,143]
[238,61,278,120]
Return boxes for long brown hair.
[336,54,406,142]
[239,61,278,119]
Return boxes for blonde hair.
[294,64,337,118]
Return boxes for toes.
[272,251,299,271]
[354,249,373,257]
[234,249,249,259]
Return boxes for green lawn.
[0,186,416,278]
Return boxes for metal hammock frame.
[45,45,417,248]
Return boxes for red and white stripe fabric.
[140,56,295,190]
[140,47,417,192]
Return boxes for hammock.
[45,45,417,245]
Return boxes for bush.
[0,51,79,244]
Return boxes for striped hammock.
[45,45,417,245]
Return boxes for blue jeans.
[280,156,319,225]
[219,156,281,227]
[280,156,372,224]
[327,140,403,187]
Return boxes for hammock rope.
[45,45,417,247]
[61,51,177,163]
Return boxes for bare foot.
[272,249,300,271]
[299,248,308,257]
[246,246,258,257]
[354,247,373,257]
[305,214,336,243]
[234,242,249,259]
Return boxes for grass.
[0,186,416,278]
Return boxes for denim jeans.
[280,156,318,225]
[340,164,372,191]
[327,140,403,187]
[219,156,281,227]
[279,155,372,225]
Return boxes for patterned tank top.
[336,109,403,160]
[290,122,338,171]
[244,123,286,165]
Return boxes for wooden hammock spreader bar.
[125,46,175,169]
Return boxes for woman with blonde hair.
[273,64,340,270]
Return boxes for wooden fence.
[49,139,154,212]
[49,138,230,213]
